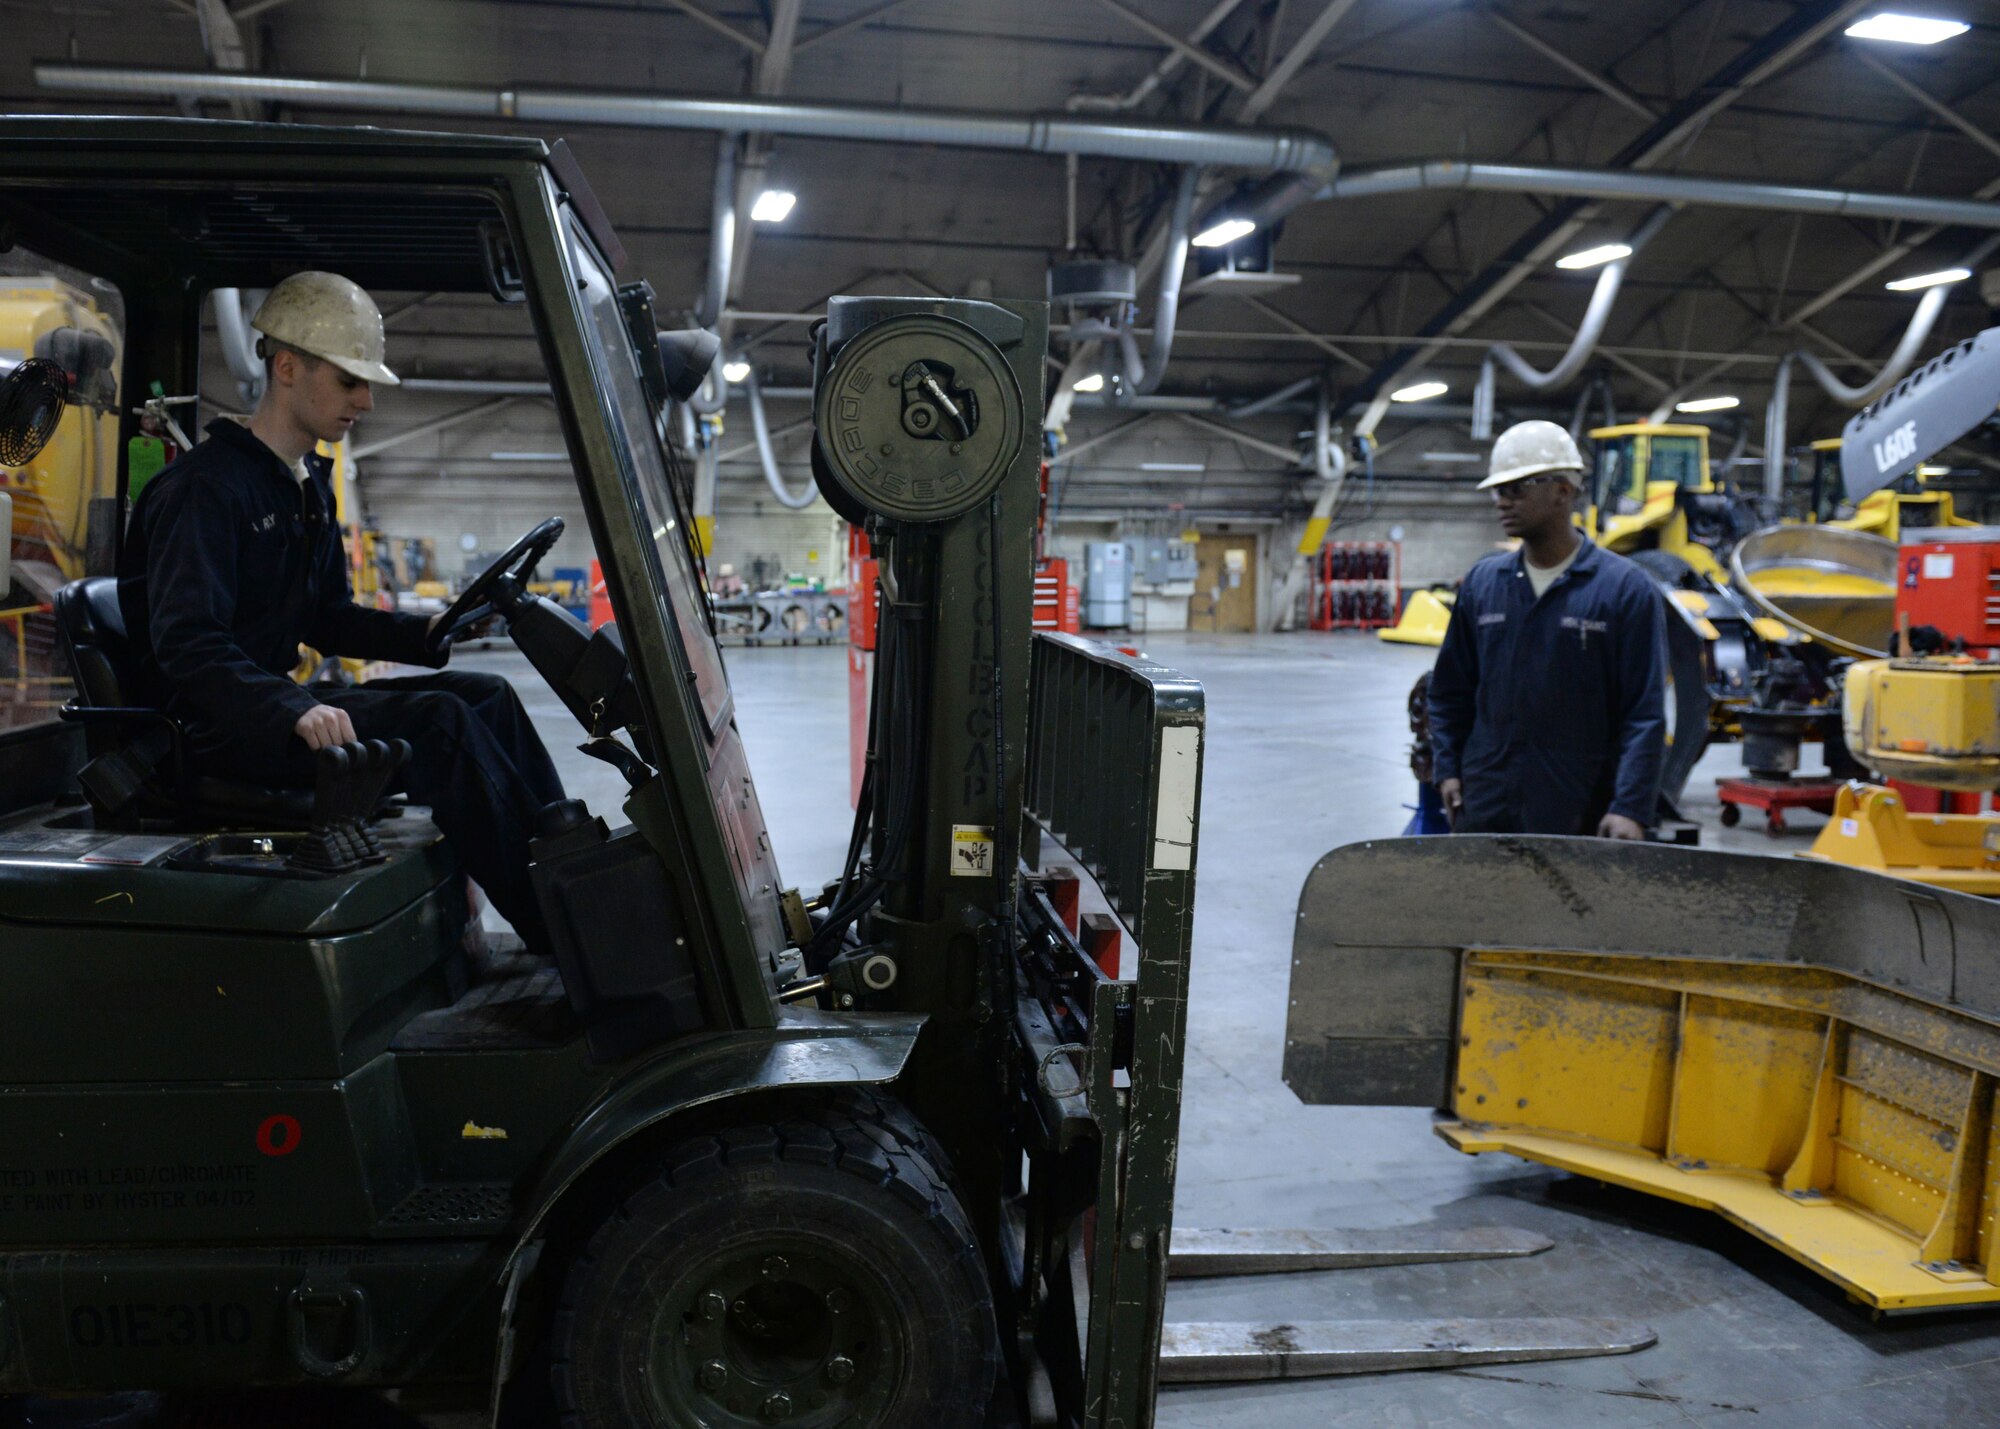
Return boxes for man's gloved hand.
[1438,777,1464,825]
[1597,812,1646,841]
[428,610,499,646]
[295,703,357,751]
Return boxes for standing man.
[1428,419,1666,839]
[118,271,566,949]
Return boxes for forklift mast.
[805,296,1047,1235]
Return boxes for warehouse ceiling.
[6,0,2000,459]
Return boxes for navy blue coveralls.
[1427,535,1667,835]
[117,418,565,948]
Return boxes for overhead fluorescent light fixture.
[1845,12,1970,44]
[1191,217,1256,248]
[1675,395,1741,413]
[750,189,796,223]
[1885,267,1972,291]
[1918,464,1951,476]
[1139,461,1206,472]
[1390,380,1448,403]
[1072,372,1105,393]
[722,359,752,383]
[1556,242,1633,271]
[1421,451,1483,463]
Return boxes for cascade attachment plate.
[813,313,1023,523]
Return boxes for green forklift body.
[0,118,1201,1426]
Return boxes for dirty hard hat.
[1479,419,1583,490]
[251,272,400,386]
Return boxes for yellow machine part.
[0,277,122,583]
[1835,490,1975,541]
[1441,946,2000,1310]
[1800,782,2000,896]
[1842,657,2000,791]
[1376,587,1454,647]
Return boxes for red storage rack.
[1310,540,1400,630]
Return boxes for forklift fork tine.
[1157,1317,1658,1383]
[1169,1225,1552,1277]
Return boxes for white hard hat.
[251,272,399,386]
[1479,419,1583,490]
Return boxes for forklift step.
[1156,1316,1657,1383]
[1169,1225,1551,1277]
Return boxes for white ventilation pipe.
[1470,206,1673,440]
[1132,165,1199,397]
[35,64,1336,175]
[1212,158,2000,238]
[210,287,264,406]
[744,367,818,509]
[1760,283,1949,501]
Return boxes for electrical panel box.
[1897,526,2000,649]
[1133,537,1198,587]
[1084,541,1130,628]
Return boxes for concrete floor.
[686,631,1998,1428]
[425,633,1997,1423]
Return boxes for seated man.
[117,271,564,950]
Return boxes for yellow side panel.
[1978,1084,2000,1271]
[1297,516,1330,555]
[694,514,715,556]
[1443,948,2000,1309]
[1437,1125,1994,1310]
[1456,967,1676,1151]
[1669,998,1824,1176]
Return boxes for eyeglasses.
[1492,475,1573,501]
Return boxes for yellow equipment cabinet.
[1800,656,2000,891]
[0,275,123,585]
[1287,835,2000,1312]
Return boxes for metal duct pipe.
[1313,379,1346,483]
[1328,161,2000,229]
[1470,206,1673,440]
[1132,165,1198,397]
[1230,373,1317,418]
[679,135,741,416]
[35,64,1337,174]
[399,377,554,395]
[1207,157,2000,243]
[744,367,818,509]
[699,133,738,329]
[211,287,264,406]
[1760,283,1949,501]
[1066,316,1144,391]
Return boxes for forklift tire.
[550,1096,999,1429]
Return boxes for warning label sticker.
[950,824,995,877]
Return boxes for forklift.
[0,117,1659,1427]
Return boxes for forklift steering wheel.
[426,517,564,655]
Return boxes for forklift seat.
[55,577,316,828]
